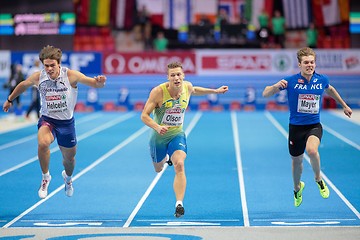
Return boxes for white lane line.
[265,111,360,220]
[2,124,148,228]
[322,123,360,151]
[0,112,135,177]
[0,112,103,151]
[123,112,203,228]
[231,111,250,227]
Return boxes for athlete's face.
[43,59,60,80]
[167,67,184,90]
[299,55,316,77]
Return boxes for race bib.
[297,94,320,114]
[161,105,185,126]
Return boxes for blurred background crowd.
[1,0,359,118]
[1,0,358,52]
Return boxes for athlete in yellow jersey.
[141,61,228,217]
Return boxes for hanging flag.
[322,0,341,26]
[250,0,267,28]
[111,0,137,29]
[113,0,126,28]
[97,0,110,26]
[164,0,191,29]
[244,0,273,28]
[338,0,349,22]
[137,0,163,14]
[219,0,246,23]
[75,0,90,25]
[89,0,98,25]
[311,0,341,27]
[282,0,311,29]
[191,0,217,24]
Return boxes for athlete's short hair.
[39,45,62,64]
[167,62,183,71]
[297,47,316,63]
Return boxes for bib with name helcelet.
[297,94,320,114]
[161,103,185,126]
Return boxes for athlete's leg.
[153,155,168,172]
[306,135,321,181]
[171,150,187,203]
[37,125,55,174]
[37,125,54,198]
[60,145,77,176]
[291,154,304,191]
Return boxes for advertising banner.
[5,50,360,77]
[11,51,102,75]
[314,50,360,74]
[196,49,296,75]
[196,49,360,75]
[103,52,196,75]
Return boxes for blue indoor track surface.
[0,110,359,240]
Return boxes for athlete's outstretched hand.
[274,79,288,89]
[94,75,107,87]
[344,106,352,118]
[216,86,229,94]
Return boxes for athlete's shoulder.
[60,66,69,73]
[183,81,193,93]
[152,84,163,94]
[284,73,301,81]
[313,71,328,80]
[183,80,192,86]
[157,82,167,91]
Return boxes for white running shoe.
[38,175,52,199]
[62,170,74,197]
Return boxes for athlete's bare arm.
[3,72,40,112]
[325,85,352,118]
[263,79,287,97]
[67,69,106,88]
[141,86,169,135]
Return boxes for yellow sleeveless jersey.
[152,82,190,139]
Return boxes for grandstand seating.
[74,26,115,52]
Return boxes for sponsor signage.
[103,52,196,74]
[2,50,359,78]
[11,52,102,75]
[196,50,294,75]
[197,50,360,75]
[314,50,360,73]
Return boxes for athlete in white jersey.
[38,66,77,120]
[3,45,106,199]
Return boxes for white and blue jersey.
[38,67,78,120]
[282,72,329,125]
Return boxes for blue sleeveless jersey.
[282,72,329,125]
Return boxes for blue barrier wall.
[1,74,359,111]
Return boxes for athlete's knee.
[174,160,185,173]
[306,147,318,158]
[38,139,51,150]
[63,157,75,163]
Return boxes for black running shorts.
[288,123,323,157]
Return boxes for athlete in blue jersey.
[141,61,228,217]
[263,47,352,207]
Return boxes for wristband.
[7,97,13,103]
